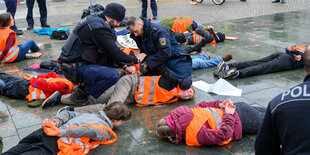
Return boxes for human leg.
[234,102,266,135]
[26,0,35,27]
[19,40,40,52]
[37,0,48,26]
[141,0,148,18]
[192,55,223,69]
[4,0,17,31]
[150,0,157,18]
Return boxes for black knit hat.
[103,3,126,22]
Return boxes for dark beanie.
[103,3,126,21]
[179,76,192,90]
[215,32,226,43]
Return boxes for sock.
[225,65,230,71]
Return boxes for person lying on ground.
[213,45,307,79]
[0,72,73,107]
[156,100,265,146]
[0,13,43,63]
[2,102,131,155]
[41,74,195,111]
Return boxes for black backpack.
[81,4,105,19]
[50,30,70,40]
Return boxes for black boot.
[69,87,90,106]
[272,0,280,3]
[41,91,62,108]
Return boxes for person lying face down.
[156,100,266,146]
[42,74,195,111]
[3,102,131,155]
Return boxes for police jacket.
[131,19,192,82]
[58,15,138,66]
[255,74,310,155]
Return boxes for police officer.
[255,46,310,154]
[126,16,193,90]
[4,0,23,35]
[56,3,142,106]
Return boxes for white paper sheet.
[193,79,242,96]
[117,34,138,49]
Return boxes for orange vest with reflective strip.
[26,78,74,101]
[171,17,193,33]
[191,31,216,47]
[57,123,117,155]
[121,48,141,71]
[186,107,232,146]
[0,28,20,63]
[291,45,307,53]
[134,76,181,107]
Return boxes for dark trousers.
[4,0,17,31]
[141,0,157,17]
[26,0,47,26]
[235,102,266,135]
[75,65,119,98]
[3,128,59,155]
[0,73,29,99]
[229,52,295,78]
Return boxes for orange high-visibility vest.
[192,31,202,45]
[0,28,20,63]
[57,123,117,155]
[186,107,232,146]
[134,76,181,107]
[171,17,193,33]
[291,45,307,53]
[207,31,216,47]
[121,48,141,71]
[26,78,73,101]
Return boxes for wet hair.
[303,45,310,73]
[104,102,132,121]
[156,118,176,143]
[126,16,143,29]
[0,13,12,28]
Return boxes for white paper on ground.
[192,79,242,96]
[117,34,138,49]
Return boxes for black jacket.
[255,74,310,155]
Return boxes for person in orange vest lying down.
[41,74,195,112]
[0,72,73,107]
[3,102,131,155]
[0,13,43,63]
[156,100,266,146]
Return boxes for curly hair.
[156,118,176,143]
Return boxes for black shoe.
[272,0,280,3]
[15,29,23,35]
[41,91,62,108]
[221,68,238,79]
[213,61,227,78]
[41,23,50,28]
[27,25,34,30]
[281,0,286,3]
[139,15,147,19]
[240,0,246,2]
[153,16,157,20]
[69,87,90,106]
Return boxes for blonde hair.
[156,118,176,143]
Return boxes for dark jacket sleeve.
[0,33,15,61]
[195,28,215,43]
[255,104,281,155]
[145,30,172,69]
[92,28,138,64]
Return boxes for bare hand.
[295,55,302,61]
[207,26,215,32]
[136,53,147,63]
[124,66,137,75]
[225,102,236,115]
[221,99,233,108]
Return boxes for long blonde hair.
[156,118,176,143]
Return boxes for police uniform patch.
[159,38,166,46]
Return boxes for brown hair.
[0,13,12,28]
[304,45,310,73]
[156,118,176,143]
[104,102,132,121]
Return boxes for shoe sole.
[213,61,225,77]
[223,68,237,79]
[41,91,59,109]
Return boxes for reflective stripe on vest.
[0,45,19,63]
[134,76,180,107]
[121,48,140,56]
[0,28,20,63]
[57,123,117,155]
[291,45,307,53]
[26,86,46,101]
[192,32,202,45]
[185,107,232,146]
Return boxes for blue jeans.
[14,40,39,62]
[26,0,47,26]
[77,65,119,98]
[191,53,223,69]
[141,0,157,17]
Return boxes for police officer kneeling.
[255,45,310,154]
[56,3,140,106]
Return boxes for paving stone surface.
[0,0,310,154]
